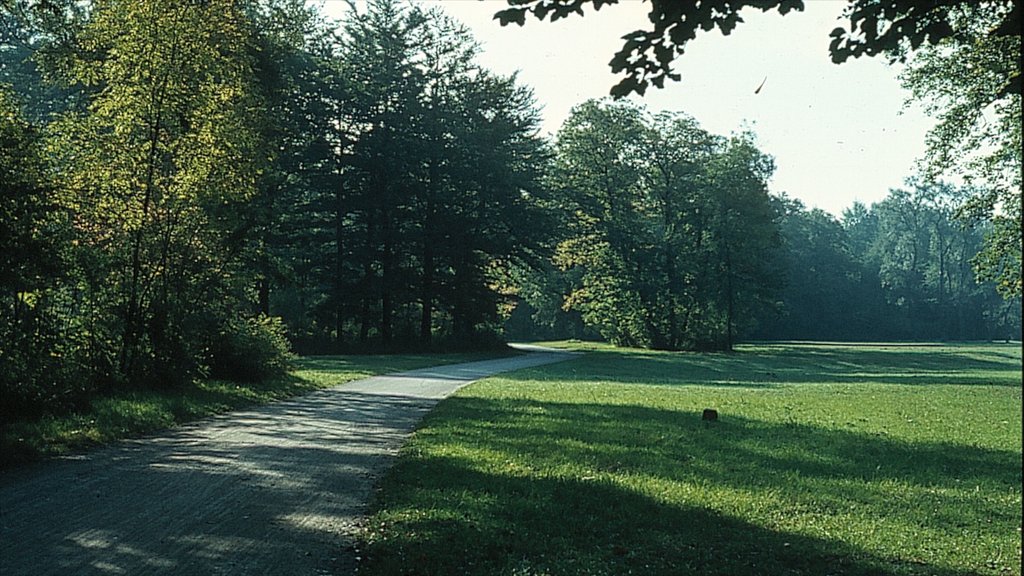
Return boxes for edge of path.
[0,343,580,576]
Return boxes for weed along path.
[0,345,576,576]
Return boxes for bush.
[207,314,294,382]
[0,292,98,422]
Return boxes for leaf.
[610,76,640,99]
[609,49,632,73]
[494,8,526,27]
[778,0,803,15]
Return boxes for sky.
[319,0,939,217]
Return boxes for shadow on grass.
[362,396,1021,576]
[507,344,1022,388]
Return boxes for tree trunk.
[724,238,734,352]
[257,278,270,316]
[420,242,434,345]
[420,164,438,345]
[335,191,345,344]
[380,208,393,347]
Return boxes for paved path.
[0,346,575,575]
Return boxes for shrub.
[207,314,294,382]
[0,292,98,422]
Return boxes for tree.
[550,99,780,350]
[0,82,79,419]
[285,0,551,351]
[897,10,1021,299]
[551,99,655,347]
[246,1,346,349]
[753,198,868,340]
[701,132,782,350]
[495,0,1020,99]
[49,0,266,384]
[862,180,1011,339]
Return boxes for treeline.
[504,101,1020,347]
[756,183,1020,342]
[1,0,1018,421]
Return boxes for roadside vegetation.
[358,342,1022,576]
[0,350,515,467]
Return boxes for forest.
[1,0,1020,421]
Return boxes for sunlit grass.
[360,342,1022,576]
[0,350,514,466]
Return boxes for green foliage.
[495,0,1019,100]
[899,24,1022,299]
[750,182,1019,342]
[208,315,295,382]
[33,0,276,388]
[0,84,55,295]
[546,99,781,350]
[0,84,90,420]
[360,342,1022,575]
[0,292,95,422]
[268,0,549,351]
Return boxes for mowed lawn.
[359,342,1022,576]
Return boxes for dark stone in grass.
[702,408,718,421]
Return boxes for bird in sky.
[754,76,767,94]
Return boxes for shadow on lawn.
[362,396,1021,576]
[508,344,1022,388]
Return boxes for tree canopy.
[495,0,1021,99]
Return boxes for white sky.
[319,0,937,217]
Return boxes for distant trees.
[751,183,1019,342]
[513,101,1019,345]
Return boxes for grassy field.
[0,350,514,466]
[359,342,1022,576]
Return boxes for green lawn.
[359,342,1023,576]
[0,350,514,466]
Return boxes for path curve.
[0,345,575,575]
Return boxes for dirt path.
[0,346,575,575]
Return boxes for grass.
[0,350,515,466]
[358,342,1022,576]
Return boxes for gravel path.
[0,346,575,575]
